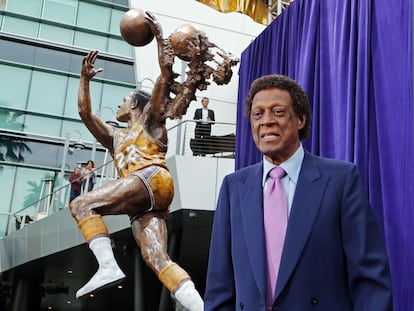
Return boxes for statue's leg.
[128,166,203,310]
[69,175,150,298]
[75,219,125,299]
[131,215,203,311]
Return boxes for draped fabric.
[236,0,414,310]
[196,0,270,24]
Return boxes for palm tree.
[0,108,32,162]
[23,174,55,209]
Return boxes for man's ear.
[131,99,138,109]
[297,114,306,130]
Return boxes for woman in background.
[81,160,96,192]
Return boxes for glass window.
[99,106,118,125]
[64,77,107,121]
[90,79,105,109]
[0,133,108,171]
[109,0,129,5]
[107,37,133,58]
[21,140,60,168]
[108,9,133,57]
[63,77,82,119]
[0,131,32,162]
[34,45,72,72]
[55,140,106,176]
[103,60,135,84]
[0,39,36,64]
[5,0,42,18]
[101,83,134,112]
[0,215,9,237]
[27,71,68,115]
[60,121,94,144]
[64,146,93,172]
[10,167,55,220]
[38,24,74,45]
[0,109,25,132]
[73,31,107,52]
[57,140,86,173]
[69,53,85,75]
[23,114,61,137]
[77,2,111,33]
[69,79,104,119]
[0,64,30,110]
[2,16,39,37]
[109,8,124,36]
[0,165,16,214]
[42,0,77,24]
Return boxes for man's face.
[74,167,81,175]
[250,88,305,164]
[201,98,209,109]
[116,92,133,122]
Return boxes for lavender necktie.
[264,166,287,308]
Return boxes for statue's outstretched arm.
[144,11,177,122]
[78,50,115,151]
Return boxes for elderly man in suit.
[205,74,392,310]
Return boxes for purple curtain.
[235,0,414,310]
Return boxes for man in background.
[193,97,215,139]
[193,97,215,156]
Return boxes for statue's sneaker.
[174,298,189,311]
[76,265,126,299]
[173,281,204,311]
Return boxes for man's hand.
[145,11,162,39]
[81,50,103,80]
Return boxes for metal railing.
[167,120,236,157]
[8,159,117,235]
[6,120,235,235]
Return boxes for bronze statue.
[69,10,238,310]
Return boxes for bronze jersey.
[113,122,168,178]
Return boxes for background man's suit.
[205,151,392,310]
[193,108,215,138]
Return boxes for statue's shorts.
[129,165,174,222]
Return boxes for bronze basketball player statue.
[69,9,238,310]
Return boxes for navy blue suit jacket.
[205,152,392,310]
[194,108,215,126]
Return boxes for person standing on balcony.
[68,167,82,202]
[81,160,96,193]
[193,97,215,156]
[193,97,215,139]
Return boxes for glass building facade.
[0,0,135,237]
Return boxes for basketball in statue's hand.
[170,24,208,61]
[120,8,154,46]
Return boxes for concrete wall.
[167,155,234,212]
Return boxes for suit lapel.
[238,163,267,302]
[275,153,328,299]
